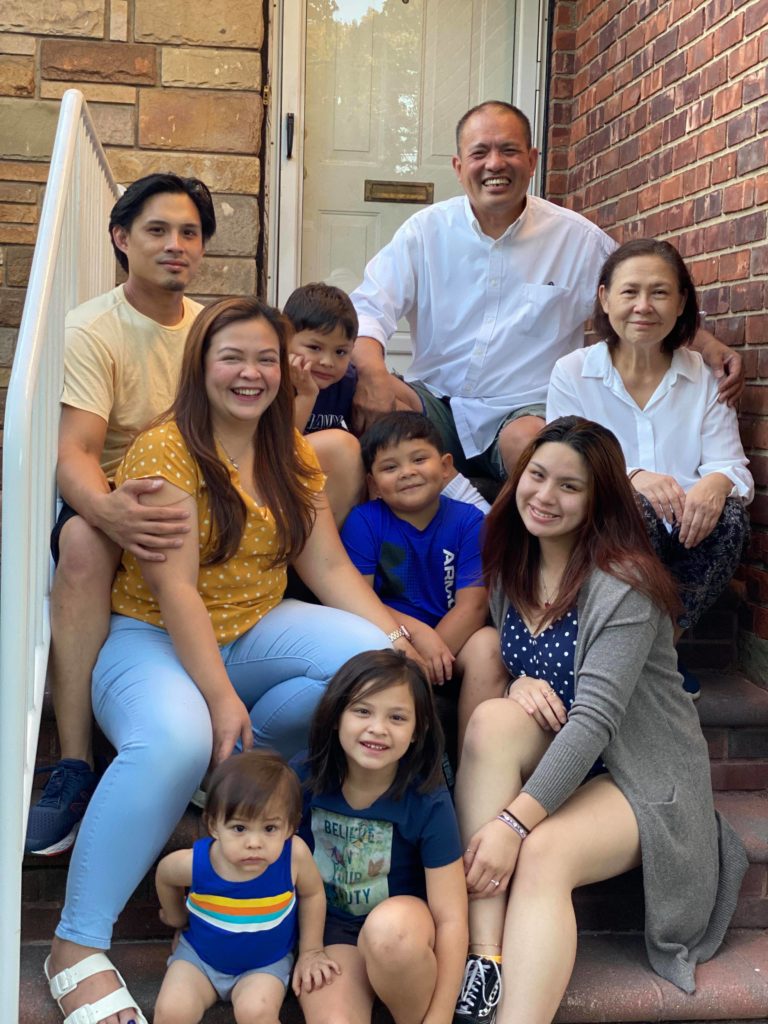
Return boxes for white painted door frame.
[266,0,550,307]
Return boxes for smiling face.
[289,324,353,389]
[338,679,417,785]
[452,107,538,236]
[368,438,452,525]
[598,255,687,353]
[515,442,591,550]
[209,804,292,881]
[204,317,282,432]
[111,191,204,294]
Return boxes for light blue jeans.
[56,600,389,949]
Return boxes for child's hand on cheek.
[291,947,342,995]
[289,354,320,399]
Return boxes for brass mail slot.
[364,179,434,204]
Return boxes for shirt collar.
[582,341,701,383]
[463,194,529,241]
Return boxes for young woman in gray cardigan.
[452,417,747,1024]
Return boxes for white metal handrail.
[0,90,118,1023]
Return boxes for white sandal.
[44,952,148,1024]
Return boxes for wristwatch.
[387,624,412,644]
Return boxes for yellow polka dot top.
[110,421,325,646]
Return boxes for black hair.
[456,101,532,151]
[203,749,302,833]
[360,411,446,474]
[593,238,699,353]
[305,650,445,800]
[108,172,217,271]
[283,282,358,342]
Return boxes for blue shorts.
[168,933,294,1001]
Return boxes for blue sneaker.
[25,758,98,856]
[677,659,701,701]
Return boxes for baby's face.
[289,324,353,389]
[209,808,291,880]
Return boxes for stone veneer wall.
[0,0,267,446]
[547,0,768,679]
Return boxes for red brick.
[704,0,734,29]
[746,314,768,344]
[711,151,737,183]
[745,0,768,34]
[701,55,728,93]
[709,314,745,345]
[752,244,768,275]
[728,36,760,76]
[743,68,768,103]
[682,162,711,193]
[755,173,768,206]
[713,12,744,55]
[731,282,765,312]
[663,110,688,143]
[719,251,751,280]
[732,210,767,245]
[742,346,759,379]
[678,7,705,45]
[701,284,732,313]
[722,179,756,213]
[671,136,699,169]
[660,173,684,203]
[685,96,713,132]
[637,183,660,212]
[709,760,768,789]
[668,200,695,230]
[690,256,720,284]
[727,107,757,146]
[698,122,727,156]
[741,384,768,415]
[714,80,743,118]
[749,458,768,489]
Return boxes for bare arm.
[422,860,469,1024]
[435,587,489,657]
[155,848,193,929]
[57,406,190,560]
[350,336,398,433]
[289,354,320,433]
[291,837,341,995]
[292,495,425,668]
[137,480,253,764]
[690,327,744,406]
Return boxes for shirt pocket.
[511,283,572,342]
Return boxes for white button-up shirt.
[547,341,753,501]
[351,195,616,458]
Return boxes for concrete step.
[697,671,768,791]
[20,929,768,1024]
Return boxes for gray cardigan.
[490,568,748,993]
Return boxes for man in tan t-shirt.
[26,173,216,856]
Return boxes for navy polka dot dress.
[501,605,606,777]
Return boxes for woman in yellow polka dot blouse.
[50,296,419,1011]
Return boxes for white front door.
[270,0,548,370]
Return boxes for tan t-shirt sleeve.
[61,326,116,422]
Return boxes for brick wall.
[548,0,768,678]
[0,0,266,433]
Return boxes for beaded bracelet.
[496,808,530,840]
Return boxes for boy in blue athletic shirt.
[341,412,489,686]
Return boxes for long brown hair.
[483,417,680,624]
[169,296,318,565]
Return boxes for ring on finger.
[489,878,500,887]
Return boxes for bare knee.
[55,517,120,591]
[498,416,545,475]
[463,698,525,760]
[360,898,433,968]
[513,822,569,896]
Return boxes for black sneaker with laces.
[453,953,502,1023]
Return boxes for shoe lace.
[34,764,67,808]
[456,957,501,1015]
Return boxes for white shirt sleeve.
[697,372,753,501]
[351,220,420,351]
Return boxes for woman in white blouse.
[547,239,751,694]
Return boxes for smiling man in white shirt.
[350,101,743,480]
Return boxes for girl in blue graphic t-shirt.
[297,649,468,1024]
[153,750,339,1023]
